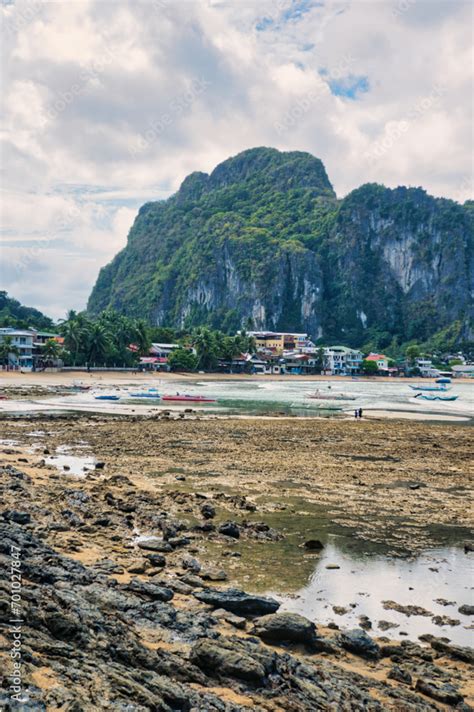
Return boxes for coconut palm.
[41,338,62,367]
[0,335,19,366]
[191,327,218,370]
[86,322,112,365]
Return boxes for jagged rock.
[387,665,412,684]
[458,604,474,615]
[124,578,174,602]
[339,629,380,660]
[382,600,432,617]
[194,587,280,617]
[415,679,463,705]
[127,559,150,574]
[3,510,31,524]
[190,637,272,682]
[430,638,474,664]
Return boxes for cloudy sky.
[1,0,472,319]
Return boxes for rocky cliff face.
[88,147,473,345]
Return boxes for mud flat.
[1,414,473,710]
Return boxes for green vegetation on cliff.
[0,292,54,331]
[88,148,473,348]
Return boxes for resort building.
[0,328,34,369]
[415,357,437,377]
[248,331,315,354]
[323,346,363,375]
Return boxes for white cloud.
[0,0,472,318]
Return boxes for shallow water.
[45,445,96,476]
[273,541,474,647]
[3,378,471,421]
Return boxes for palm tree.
[133,319,151,356]
[41,338,61,368]
[86,322,112,365]
[59,319,83,365]
[191,327,218,371]
[0,335,19,366]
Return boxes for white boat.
[306,390,356,401]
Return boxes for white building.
[323,346,363,375]
[0,328,34,368]
[415,357,438,377]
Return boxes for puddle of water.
[45,451,96,476]
[272,541,474,647]
[0,439,20,447]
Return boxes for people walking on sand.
[358,408,363,418]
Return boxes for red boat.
[162,394,216,403]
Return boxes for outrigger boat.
[94,394,120,401]
[306,390,356,401]
[162,394,216,403]
[72,381,91,391]
[414,393,458,401]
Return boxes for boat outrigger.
[409,384,450,392]
[414,393,458,401]
[162,394,216,403]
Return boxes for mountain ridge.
[87,147,473,348]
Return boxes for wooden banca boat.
[94,394,121,401]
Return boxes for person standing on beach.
[354,409,359,418]
[358,408,363,418]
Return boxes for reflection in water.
[273,542,474,647]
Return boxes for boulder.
[3,510,31,525]
[199,567,227,582]
[144,553,166,567]
[387,665,412,685]
[190,638,267,682]
[124,579,174,602]
[218,522,240,539]
[339,629,380,660]
[137,538,172,552]
[303,539,324,550]
[200,503,216,520]
[194,587,280,617]
[252,612,318,647]
[458,604,474,616]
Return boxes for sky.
[1,0,472,320]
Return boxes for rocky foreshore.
[0,415,473,710]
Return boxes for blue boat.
[94,395,120,401]
[436,377,451,384]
